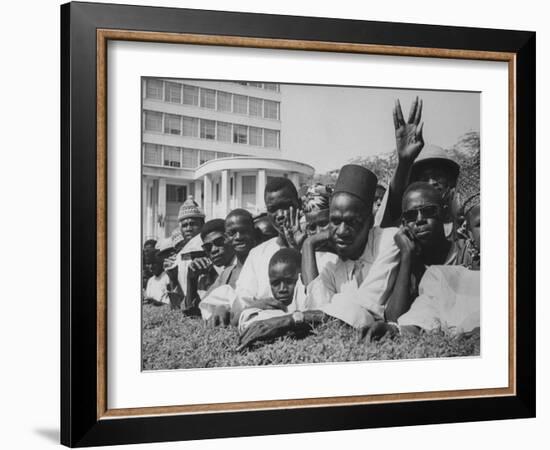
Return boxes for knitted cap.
[177,195,205,221]
[333,164,378,211]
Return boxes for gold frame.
[96,29,516,420]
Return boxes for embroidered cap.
[177,195,205,222]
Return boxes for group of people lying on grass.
[142,97,481,350]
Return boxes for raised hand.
[282,206,306,250]
[393,96,424,162]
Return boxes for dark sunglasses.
[402,204,440,223]
[202,236,226,252]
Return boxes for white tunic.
[238,279,308,332]
[144,273,171,304]
[235,238,338,310]
[235,237,283,309]
[176,233,203,295]
[398,265,480,334]
[306,226,400,328]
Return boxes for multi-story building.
[142,78,314,240]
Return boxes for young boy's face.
[268,261,299,307]
[402,187,445,247]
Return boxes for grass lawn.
[142,304,480,370]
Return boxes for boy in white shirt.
[237,248,307,349]
[143,251,171,306]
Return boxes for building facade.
[142,78,314,240]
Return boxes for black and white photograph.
[141,79,481,370]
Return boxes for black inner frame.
[61,2,536,447]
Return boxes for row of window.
[234,81,280,91]
[145,79,280,120]
[143,110,280,148]
[143,144,236,169]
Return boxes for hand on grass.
[207,305,231,328]
[237,316,292,351]
[363,321,400,343]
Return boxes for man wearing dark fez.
[302,164,400,328]
[237,165,400,349]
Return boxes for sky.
[279,84,480,173]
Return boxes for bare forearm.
[301,238,320,286]
[384,254,413,322]
[381,160,413,226]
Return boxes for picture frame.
[60,1,535,447]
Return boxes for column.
[203,174,212,220]
[235,174,242,209]
[220,170,229,217]
[157,178,167,238]
[194,180,202,208]
[256,169,266,213]
[142,178,151,240]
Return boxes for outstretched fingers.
[416,122,424,143]
[407,96,419,124]
[394,99,405,128]
[392,105,399,130]
[414,98,423,125]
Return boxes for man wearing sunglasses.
[198,209,261,327]
[183,219,235,316]
[382,181,464,327]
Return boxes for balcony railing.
[142,144,236,170]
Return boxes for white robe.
[398,265,480,334]
[306,226,400,328]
